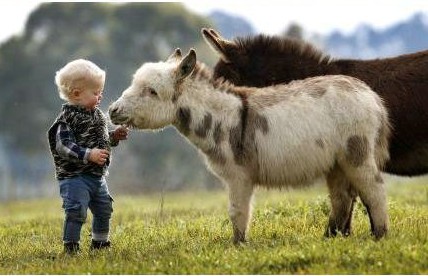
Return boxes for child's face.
[72,80,104,110]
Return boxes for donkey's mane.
[192,62,255,98]
[235,34,333,64]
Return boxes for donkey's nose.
[109,102,119,112]
[109,106,118,114]
[108,105,119,119]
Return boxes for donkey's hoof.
[233,238,247,245]
[373,226,388,240]
[325,227,351,238]
[232,234,246,245]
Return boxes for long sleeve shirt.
[48,104,119,180]
[55,123,92,164]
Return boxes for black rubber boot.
[64,242,80,254]
[90,240,111,250]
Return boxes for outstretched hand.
[89,148,110,166]
[112,125,129,141]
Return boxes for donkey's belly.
[255,134,336,188]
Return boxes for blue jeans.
[59,174,113,243]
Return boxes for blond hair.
[55,59,106,101]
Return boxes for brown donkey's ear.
[201,28,233,63]
[207,28,221,38]
[176,48,196,81]
[167,48,182,63]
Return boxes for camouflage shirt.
[47,104,119,180]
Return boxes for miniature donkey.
[109,48,390,243]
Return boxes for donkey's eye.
[143,87,158,97]
[148,87,158,97]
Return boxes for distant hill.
[208,10,255,39]
[325,12,428,58]
[207,10,428,59]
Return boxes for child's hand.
[112,125,129,141]
[89,148,110,166]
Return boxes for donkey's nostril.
[109,106,118,116]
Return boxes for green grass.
[0,178,427,274]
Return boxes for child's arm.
[55,123,91,164]
[55,123,110,166]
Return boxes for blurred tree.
[0,2,220,194]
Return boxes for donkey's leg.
[342,160,388,239]
[227,179,254,244]
[325,165,357,237]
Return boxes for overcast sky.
[1,1,428,44]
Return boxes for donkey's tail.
[375,99,392,170]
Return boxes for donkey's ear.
[207,28,221,38]
[201,28,233,64]
[176,48,196,81]
[166,48,182,63]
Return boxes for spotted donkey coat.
[109,49,391,243]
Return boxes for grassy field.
[0,177,427,274]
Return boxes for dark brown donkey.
[202,28,428,237]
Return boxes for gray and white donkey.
[109,48,391,243]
